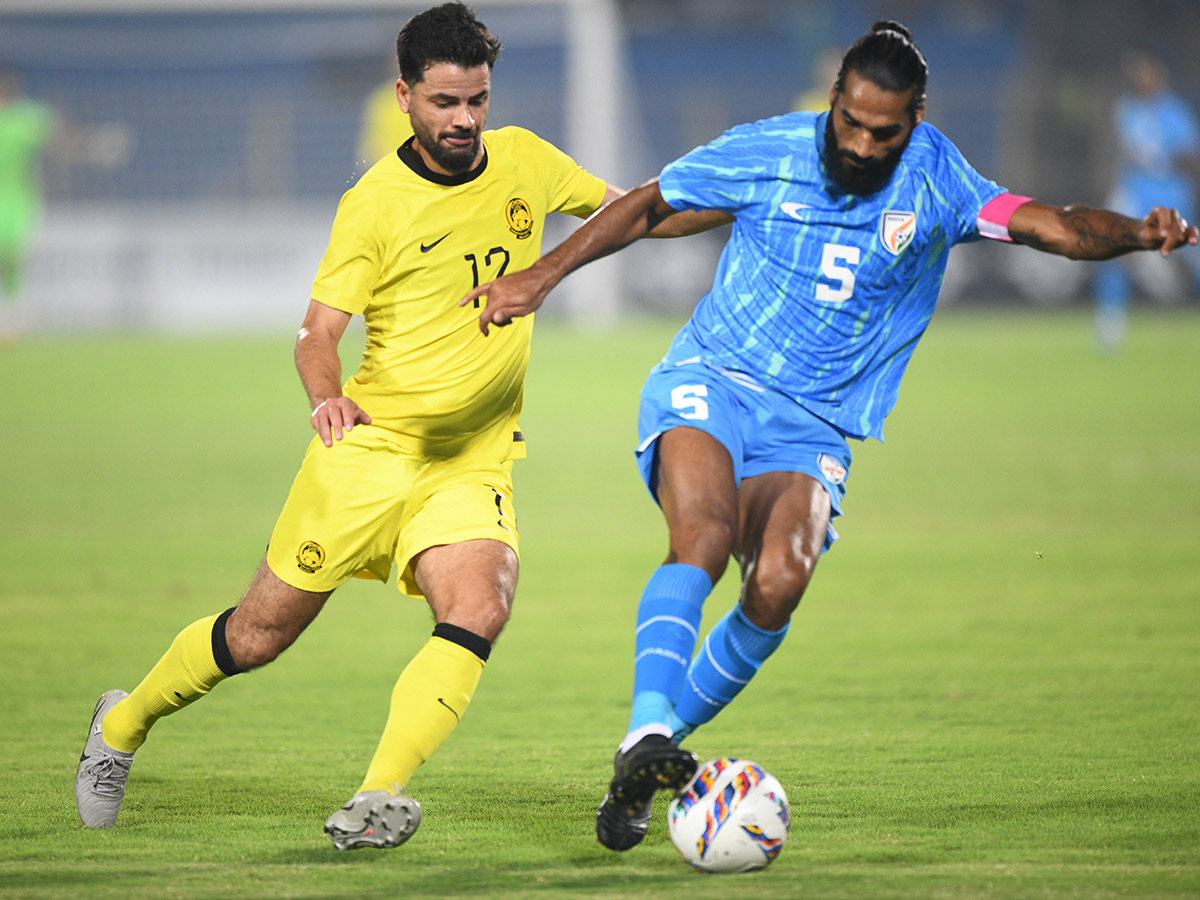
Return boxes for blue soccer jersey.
[658,111,1007,440]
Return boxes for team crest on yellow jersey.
[297,540,325,573]
[880,210,916,255]
[506,197,534,239]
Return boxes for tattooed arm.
[1008,200,1198,260]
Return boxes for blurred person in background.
[355,62,414,171]
[1093,49,1199,351]
[0,67,53,343]
[463,20,1198,853]
[0,65,131,342]
[791,45,841,113]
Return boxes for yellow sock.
[359,636,485,793]
[102,613,230,754]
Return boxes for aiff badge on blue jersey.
[880,210,917,255]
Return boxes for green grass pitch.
[1,309,1198,899]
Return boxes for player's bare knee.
[477,596,512,643]
[743,554,814,628]
[225,625,286,670]
[670,515,736,580]
[494,557,518,612]
[478,555,517,634]
[224,609,294,670]
[436,595,510,644]
[477,582,514,629]
[430,566,515,644]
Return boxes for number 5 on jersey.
[816,243,860,303]
[671,385,709,420]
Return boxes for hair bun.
[871,20,913,41]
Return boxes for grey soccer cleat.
[324,789,422,851]
[595,734,697,851]
[75,690,135,828]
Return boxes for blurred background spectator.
[0,66,54,341]
[355,56,413,173]
[791,45,842,114]
[0,64,131,341]
[1092,49,1198,351]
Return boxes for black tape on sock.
[432,622,492,662]
[211,607,247,676]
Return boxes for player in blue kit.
[1094,50,1199,350]
[461,21,1199,852]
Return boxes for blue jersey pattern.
[658,111,1006,440]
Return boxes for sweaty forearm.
[537,182,675,286]
[294,329,344,408]
[1012,204,1144,261]
[646,208,734,239]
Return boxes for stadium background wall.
[2,0,1198,332]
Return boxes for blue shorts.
[636,359,852,550]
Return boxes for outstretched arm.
[1007,200,1197,260]
[460,179,709,334]
[647,206,733,238]
[595,181,734,239]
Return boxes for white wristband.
[311,399,329,419]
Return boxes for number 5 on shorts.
[671,384,709,420]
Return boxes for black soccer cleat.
[595,734,697,851]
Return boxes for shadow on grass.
[260,845,700,899]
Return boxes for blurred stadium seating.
[2,0,1197,331]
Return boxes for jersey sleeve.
[523,130,607,218]
[310,185,384,316]
[658,123,762,214]
[927,127,1007,244]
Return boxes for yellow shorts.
[266,425,518,598]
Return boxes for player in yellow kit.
[74,2,630,851]
[270,120,608,599]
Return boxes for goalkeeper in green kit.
[0,68,54,343]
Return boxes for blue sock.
[671,605,789,736]
[625,564,712,739]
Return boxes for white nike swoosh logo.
[777,204,816,220]
[780,202,814,220]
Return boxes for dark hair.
[834,20,928,120]
[396,2,503,86]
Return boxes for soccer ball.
[667,757,790,873]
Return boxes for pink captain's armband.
[977,193,1034,242]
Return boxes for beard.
[410,115,482,175]
[823,113,911,196]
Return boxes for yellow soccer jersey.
[311,126,606,459]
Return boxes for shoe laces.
[81,754,131,797]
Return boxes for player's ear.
[912,102,925,128]
[396,79,412,114]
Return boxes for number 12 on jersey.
[464,247,511,307]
